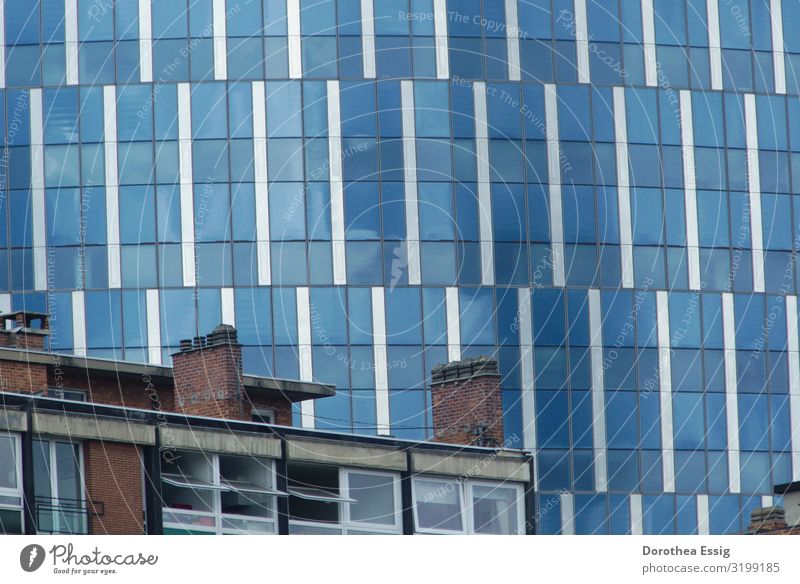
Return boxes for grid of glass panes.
[1,0,798,536]
[287,464,402,534]
[161,450,278,535]
[412,476,525,534]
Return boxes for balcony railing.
[34,496,104,535]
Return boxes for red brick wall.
[0,330,47,350]
[172,344,246,419]
[0,360,48,394]
[431,374,504,447]
[48,369,176,411]
[83,441,145,535]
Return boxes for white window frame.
[45,388,87,402]
[341,468,402,534]
[412,475,525,535]
[467,479,526,535]
[287,466,402,535]
[251,408,275,424]
[0,432,24,533]
[34,438,86,535]
[161,451,279,535]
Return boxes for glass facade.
[3,0,799,534]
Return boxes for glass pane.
[219,455,274,519]
[161,450,215,513]
[221,517,276,534]
[413,479,463,532]
[32,440,52,532]
[471,485,521,535]
[0,435,17,490]
[163,510,217,531]
[0,508,23,534]
[288,522,343,535]
[55,442,82,534]
[347,472,396,526]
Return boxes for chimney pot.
[748,506,788,533]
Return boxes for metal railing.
[34,496,103,535]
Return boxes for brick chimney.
[0,310,50,350]
[171,324,248,420]
[748,506,789,534]
[429,356,504,447]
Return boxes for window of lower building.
[251,408,275,424]
[45,388,87,402]
[0,433,23,534]
[287,463,402,535]
[161,450,280,535]
[412,477,525,535]
[33,439,85,534]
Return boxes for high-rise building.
[1,0,798,535]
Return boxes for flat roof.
[0,390,530,461]
[774,481,800,495]
[0,346,335,402]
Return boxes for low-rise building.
[0,311,533,535]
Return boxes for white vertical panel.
[614,87,634,288]
[761,495,774,507]
[560,493,575,535]
[787,296,800,481]
[505,0,521,81]
[252,81,271,285]
[589,289,608,492]
[178,83,196,287]
[445,287,460,362]
[371,287,391,435]
[103,86,122,290]
[361,0,376,78]
[139,0,153,83]
[518,289,536,452]
[574,0,590,83]
[65,0,79,84]
[328,81,347,285]
[473,82,494,286]
[146,289,162,365]
[0,294,11,314]
[71,291,86,357]
[0,1,6,88]
[630,494,643,535]
[544,84,565,286]
[401,81,422,285]
[657,291,675,493]
[221,288,235,326]
[519,288,537,486]
[722,293,741,494]
[29,89,47,291]
[745,94,765,293]
[707,0,723,90]
[297,287,315,428]
[771,0,786,94]
[212,0,228,80]
[433,0,449,79]
[680,91,701,290]
[287,0,303,78]
[697,494,710,535]
[642,0,657,86]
